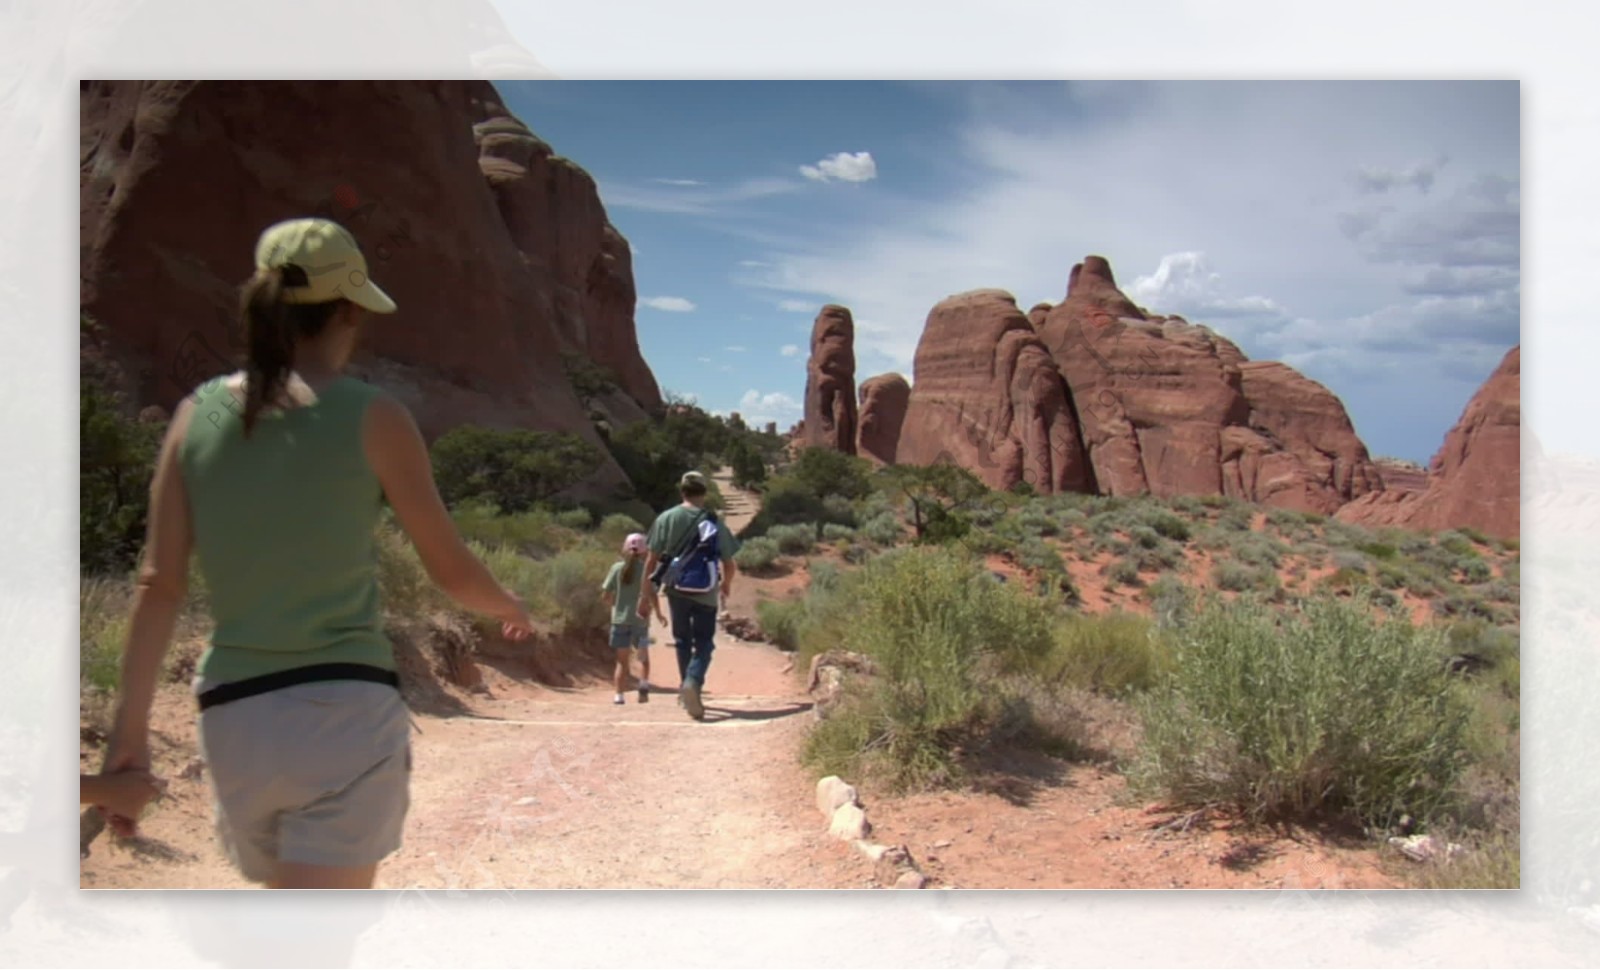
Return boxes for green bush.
[1460,558,1493,584]
[768,523,817,556]
[376,519,451,621]
[432,426,604,514]
[861,512,904,546]
[1129,594,1474,826]
[820,494,858,528]
[1438,530,1477,557]
[1018,508,1059,538]
[1128,525,1162,550]
[786,447,873,500]
[1042,611,1171,694]
[80,330,162,576]
[1332,550,1370,573]
[1018,538,1065,575]
[555,507,594,530]
[756,598,807,651]
[1142,575,1194,631]
[1106,557,1142,587]
[1358,541,1399,561]
[598,512,647,549]
[809,559,842,592]
[1375,561,1408,590]
[451,503,568,557]
[1213,561,1265,592]
[1146,512,1192,542]
[734,536,782,573]
[802,546,1055,790]
[80,578,131,693]
[1135,543,1182,572]
[822,523,857,543]
[546,547,613,634]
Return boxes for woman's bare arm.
[363,394,531,635]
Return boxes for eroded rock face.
[802,305,858,453]
[1338,347,1521,538]
[1030,256,1378,511]
[898,289,1095,494]
[79,79,658,490]
[856,373,910,465]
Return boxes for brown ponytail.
[238,264,341,438]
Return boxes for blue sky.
[501,81,1520,465]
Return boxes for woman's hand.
[494,588,534,641]
[99,728,154,837]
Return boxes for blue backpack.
[662,511,721,595]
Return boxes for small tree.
[880,462,992,541]
[431,426,604,513]
[786,446,872,500]
[80,313,163,575]
[729,439,767,489]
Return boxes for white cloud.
[601,176,800,214]
[778,299,814,312]
[652,177,704,186]
[780,344,802,357]
[696,356,713,363]
[1129,252,1288,321]
[739,259,771,268]
[799,151,878,183]
[737,389,804,426]
[725,345,748,353]
[1351,155,1449,194]
[639,296,696,312]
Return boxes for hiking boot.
[612,693,625,705]
[638,683,649,703]
[682,680,704,721]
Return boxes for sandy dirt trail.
[80,470,873,890]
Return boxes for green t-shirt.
[646,503,739,609]
[179,375,394,684]
[601,559,649,630]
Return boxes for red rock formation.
[79,79,659,491]
[802,305,858,453]
[1027,302,1053,332]
[1338,347,1520,538]
[1372,458,1428,494]
[1030,256,1378,511]
[898,290,1095,494]
[856,373,910,465]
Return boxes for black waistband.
[197,662,400,711]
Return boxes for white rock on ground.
[815,775,858,818]
[828,802,871,841]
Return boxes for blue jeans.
[667,594,717,688]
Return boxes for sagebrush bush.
[1106,557,1141,587]
[756,598,806,651]
[802,547,1056,790]
[376,520,451,621]
[1332,549,1371,573]
[1018,538,1065,574]
[546,548,614,634]
[1135,544,1183,572]
[822,522,857,543]
[1042,611,1171,694]
[555,507,594,530]
[1143,574,1194,631]
[734,536,782,573]
[80,578,131,693]
[451,503,569,558]
[598,512,647,549]
[1129,593,1474,826]
[861,511,904,546]
[1213,561,1265,592]
[1460,557,1493,584]
[1018,508,1060,537]
[1128,525,1162,550]
[768,523,817,556]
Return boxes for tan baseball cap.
[253,217,397,314]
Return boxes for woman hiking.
[100,217,535,889]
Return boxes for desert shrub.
[1438,530,1477,557]
[1482,578,1517,605]
[1332,550,1370,573]
[961,529,1009,556]
[545,547,613,634]
[1433,591,1499,624]
[786,447,874,501]
[1460,557,1493,584]
[598,512,647,549]
[1129,593,1474,826]
[1321,566,1372,594]
[80,341,162,575]
[861,511,904,547]
[1018,508,1059,538]
[1135,543,1183,572]
[1146,512,1192,542]
[1358,541,1399,561]
[744,478,826,536]
[1018,538,1065,575]
[1213,561,1265,592]
[808,559,842,591]
[1042,611,1172,694]
[1375,562,1408,590]
[1217,505,1255,532]
[768,523,818,556]
[1128,525,1162,550]
[1143,574,1195,631]
[756,598,807,651]
[376,519,451,621]
[432,425,604,514]
[1169,495,1208,516]
[555,507,594,531]
[1231,532,1286,569]
[1106,557,1142,587]
[820,494,858,528]
[801,546,1055,790]
[80,579,131,693]
[822,523,857,543]
[734,536,782,573]
[451,503,568,558]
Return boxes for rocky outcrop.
[79,79,660,490]
[1029,256,1378,511]
[856,373,910,465]
[898,289,1095,494]
[1373,458,1429,495]
[801,305,858,453]
[1338,347,1520,539]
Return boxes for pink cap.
[623,533,648,554]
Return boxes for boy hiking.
[601,533,663,704]
[638,471,738,721]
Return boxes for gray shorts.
[195,678,411,883]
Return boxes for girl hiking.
[100,217,535,889]
[601,533,664,704]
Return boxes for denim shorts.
[609,624,650,649]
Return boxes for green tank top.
[179,374,394,684]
